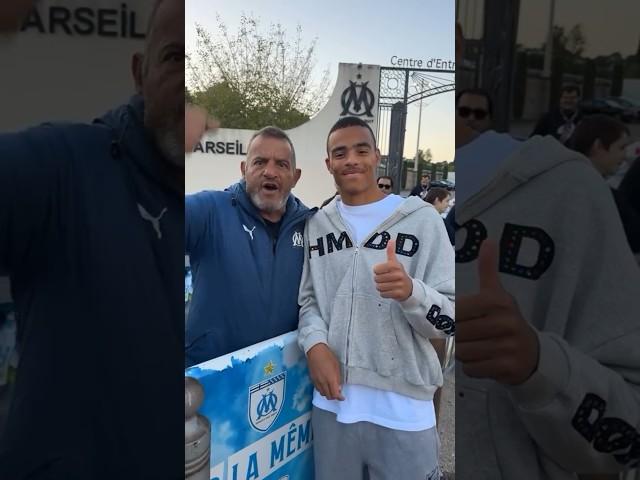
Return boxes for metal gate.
[376,67,455,195]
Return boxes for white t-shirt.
[312,193,436,432]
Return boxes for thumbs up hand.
[373,240,413,302]
[456,240,540,386]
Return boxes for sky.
[186,0,455,163]
[517,0,640,57]
[459,0,640,58]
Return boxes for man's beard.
[153,125,183,168]
[248,189,288,215]
[145,102,184,168]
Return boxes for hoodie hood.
[457,135,590,225]
[94,95,182,196]
[322,194,429,237]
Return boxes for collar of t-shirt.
[337,194,404,244]
[263,218,282,240]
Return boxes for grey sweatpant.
[311,406,441,480]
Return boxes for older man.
[185,126,311,366]
[0,1,184,478]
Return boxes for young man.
[297,116,455,480]
[185,126,310,366]
[455,23,640,479]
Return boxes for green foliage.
[186,13,330,129]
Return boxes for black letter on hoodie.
[396,233,419,257]
[426,305,454,335]
[326,232,353,253]
[455,219,487,263]
[572,393,640,466]
[364,231,390,250]
[308,237,325,258]
[572,393,606,443]
[499,223,554,280]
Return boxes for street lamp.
[411,74,429,171]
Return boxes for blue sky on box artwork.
[186,0,455,163]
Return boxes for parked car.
[579,98,625,119]
[430,179,455,191]
[606,96,640,122]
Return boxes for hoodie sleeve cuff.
[398,278,428,311]
[301,330,329,355]
[508,331,571,410]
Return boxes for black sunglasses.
[378,184,392,190]
[458,106,489,120]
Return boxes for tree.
[415,148,433,179]
[187,13,331,129]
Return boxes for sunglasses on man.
[378,183,392,190]
[457,106,489,120]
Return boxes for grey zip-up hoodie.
[297,196,455,401]
[456,135,640,478]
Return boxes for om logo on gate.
[248,372,286,432]
[341,81,375,117]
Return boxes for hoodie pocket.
[391,311,437,387]
[348,295,400,377]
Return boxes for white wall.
[0,0,151,130]
[185,63,381,208]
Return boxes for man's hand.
[373,240,413,302]
[306,343,345,401]
[456,240,540,385]
[185,104,218,154]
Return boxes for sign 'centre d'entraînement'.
[389,56,455,70]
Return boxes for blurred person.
[456,88,494,133]
[410,172,431,198]
[455,23,640,480]
[377,175,393,194]
[571,114,640,253]
[425,187,452,215]
[0,1,186,478]
[425,187,454,246]
[185,126,311,366]
[298,116,454,480]
[531,85,584,144]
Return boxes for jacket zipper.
[345,245,359,384]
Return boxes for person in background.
[409,173,430,198]
[425,187,451,215]
[376,175,394,195]
[570,114,640,253]
[531,85,583,145]
[456,88,493,133]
